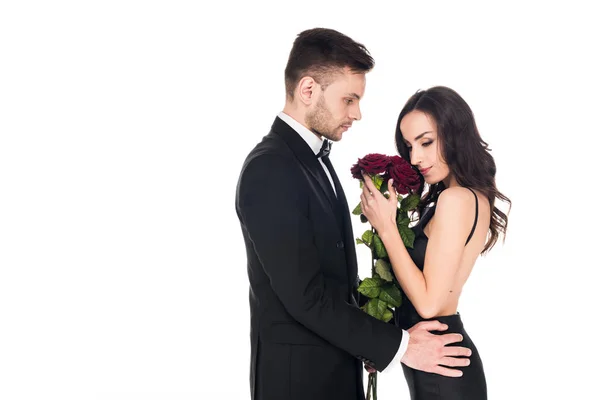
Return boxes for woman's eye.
[422,141,432,147]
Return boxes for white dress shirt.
[277,111,409,372]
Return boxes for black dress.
[396,187,487,400]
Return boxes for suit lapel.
[271,117,342,226]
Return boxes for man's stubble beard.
[305,95,340,142]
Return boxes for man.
[235,28,471,400]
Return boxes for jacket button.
[336,241,344,249]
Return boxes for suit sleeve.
[237,155,402,370]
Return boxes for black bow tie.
[316,139,332,158]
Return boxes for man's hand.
[401,320,471,377]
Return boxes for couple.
[235,28,510,400]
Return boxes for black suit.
[235,117,403,400]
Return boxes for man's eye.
[345,99,353,105]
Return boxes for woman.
[360,86,511,400]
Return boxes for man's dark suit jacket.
[235,116,403,400]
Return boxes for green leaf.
[360,214,368,223]
[375,259,393,282]
[357,277,384,299]
[373,234,388,258]
[352,202,362,215]
[380,179,388,194]
[398,223,416,249]
[362,298,394,322]
[362,230,374,247]
[396,210,410,227]
[372,174,384,191]
[401,193,420,211]
[379,284,403,308]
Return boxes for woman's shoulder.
[436,187,477,211]
[436,187,489,225]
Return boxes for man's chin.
[325,129,346,142]
[324,134,342,142]
[336,125,353,140]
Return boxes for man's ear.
[297,76,318,105]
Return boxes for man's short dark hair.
[284,28,374,99]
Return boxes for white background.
[1,1,599,399]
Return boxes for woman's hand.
[360,173,399,236]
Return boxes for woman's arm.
[361,177,475,319]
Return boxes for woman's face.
[400,110,453,186]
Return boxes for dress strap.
[465,187,479,245]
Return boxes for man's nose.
[349,106,361,121]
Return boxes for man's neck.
[281,104,321,140]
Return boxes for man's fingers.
[439,333,464,346]
[438,356,470,368]
[412,320,448,332]
[442,346,472,358]
[432,365,463,377]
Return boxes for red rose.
[350,162,363,180]
[386,156,421,195]
[350,153,391,179]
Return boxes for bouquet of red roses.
[350,153,422,400]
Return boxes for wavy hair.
[395,86,511,253]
